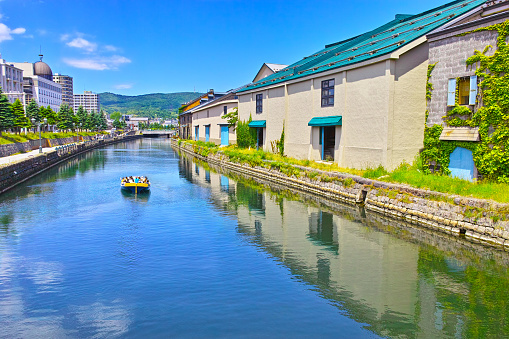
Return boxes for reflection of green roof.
[238,0,486,94]
[308,116,342,127]
[249,120,266,128]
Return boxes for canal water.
[1,139,508,338]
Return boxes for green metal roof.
[308,116,342,127]
[238,0,486,94]
[249,120,266,128]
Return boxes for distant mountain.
[98,92,204,119]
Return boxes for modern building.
[74,91,100,113]
[0,58,24,105]
[253,63,288,83]
[235,0,486,171]
[53,74,74,107]
[425,0,509,181]
[12,55,62,112]
[190,90,239,146]
[125,116,149,130]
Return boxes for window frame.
[321,79,335,107]
[256,94,263,113]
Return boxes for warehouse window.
[321,79,335,107]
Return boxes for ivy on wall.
[421,20,509,182]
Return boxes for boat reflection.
[120,189,151,203]
[180,153,509,338]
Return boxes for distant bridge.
[141,130,175,138]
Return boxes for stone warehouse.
[236,0,487,171]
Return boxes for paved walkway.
[0,146,58,166]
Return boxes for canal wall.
[0,134,141,195]
[0,135,102,158]
[172,139,509,250]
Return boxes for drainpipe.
[321,126,324,160]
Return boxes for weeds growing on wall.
[236,115,256,149]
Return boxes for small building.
[253,63,288,83]
[236,0,486,171]
[74,91,100,113]
[179,90,224,139]
[426,0,509,181]
[12,55,62,112]
[53,74,74,107]
[190,91,239,146]
[125,116,149,130]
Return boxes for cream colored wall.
[192,101,238,145]
[238,91,269,150]
[286,80,313,158]
[390,42,428,169]
[266,87,285,152]
[342,61,390,169]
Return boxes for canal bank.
[0,134,141,195]
[172,139,509,250]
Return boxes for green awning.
[308,116,342,127]
[249,120,266,128]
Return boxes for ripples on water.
[0,139,508,338]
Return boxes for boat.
[121,176,150,194]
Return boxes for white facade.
[0,59,24,105]
[74,91,100,113]
[12,60,62,112]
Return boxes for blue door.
[195,126,199,141]
[449,147,475,181]
[221,126,229,146]
[205,126,210,142]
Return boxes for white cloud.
[66,37,97,52]
[114,84,133,90]
[63,55,131,71]
[104,45,118,52]
[0,23,26,43]
[60,33,70,41]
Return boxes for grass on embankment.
[185,140,509,204]
[0,132,107,145]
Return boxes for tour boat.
[121,176,150,194]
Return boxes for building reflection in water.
[181,154,509,338]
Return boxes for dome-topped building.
[33,55,53,81]
[11,54,62,113]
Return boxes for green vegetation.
[0,131,106,145]
[181,140,509,203]
[423,20,509,183]
[99,92,203,119]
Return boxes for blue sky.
[1,0,457,96]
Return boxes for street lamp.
[32,118,47,153]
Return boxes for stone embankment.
[173,140,509,250]
[0,134,140,194]
[0,135,100,158]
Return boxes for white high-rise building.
[12,55,62,112]
[74,91,100,113]
[0,59,24,105]
[53,74,73,107]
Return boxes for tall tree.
[99,109,108,130]
[76,106,88,131]
[0,88,14,136]
[12,99,30,134]
[57,104,74,132]
[25,99,40,125]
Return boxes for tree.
[0,88,14,136]
[221,107,238,130]
[99,109,108,130]
[40,106,58,128]
[76,106,88,131]
[12,99,30,134]
[26,100,40,125]
[110,111,122,121]
[57,104,74,131]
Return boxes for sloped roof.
[265,63,288,72]
[238,0,486,93]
